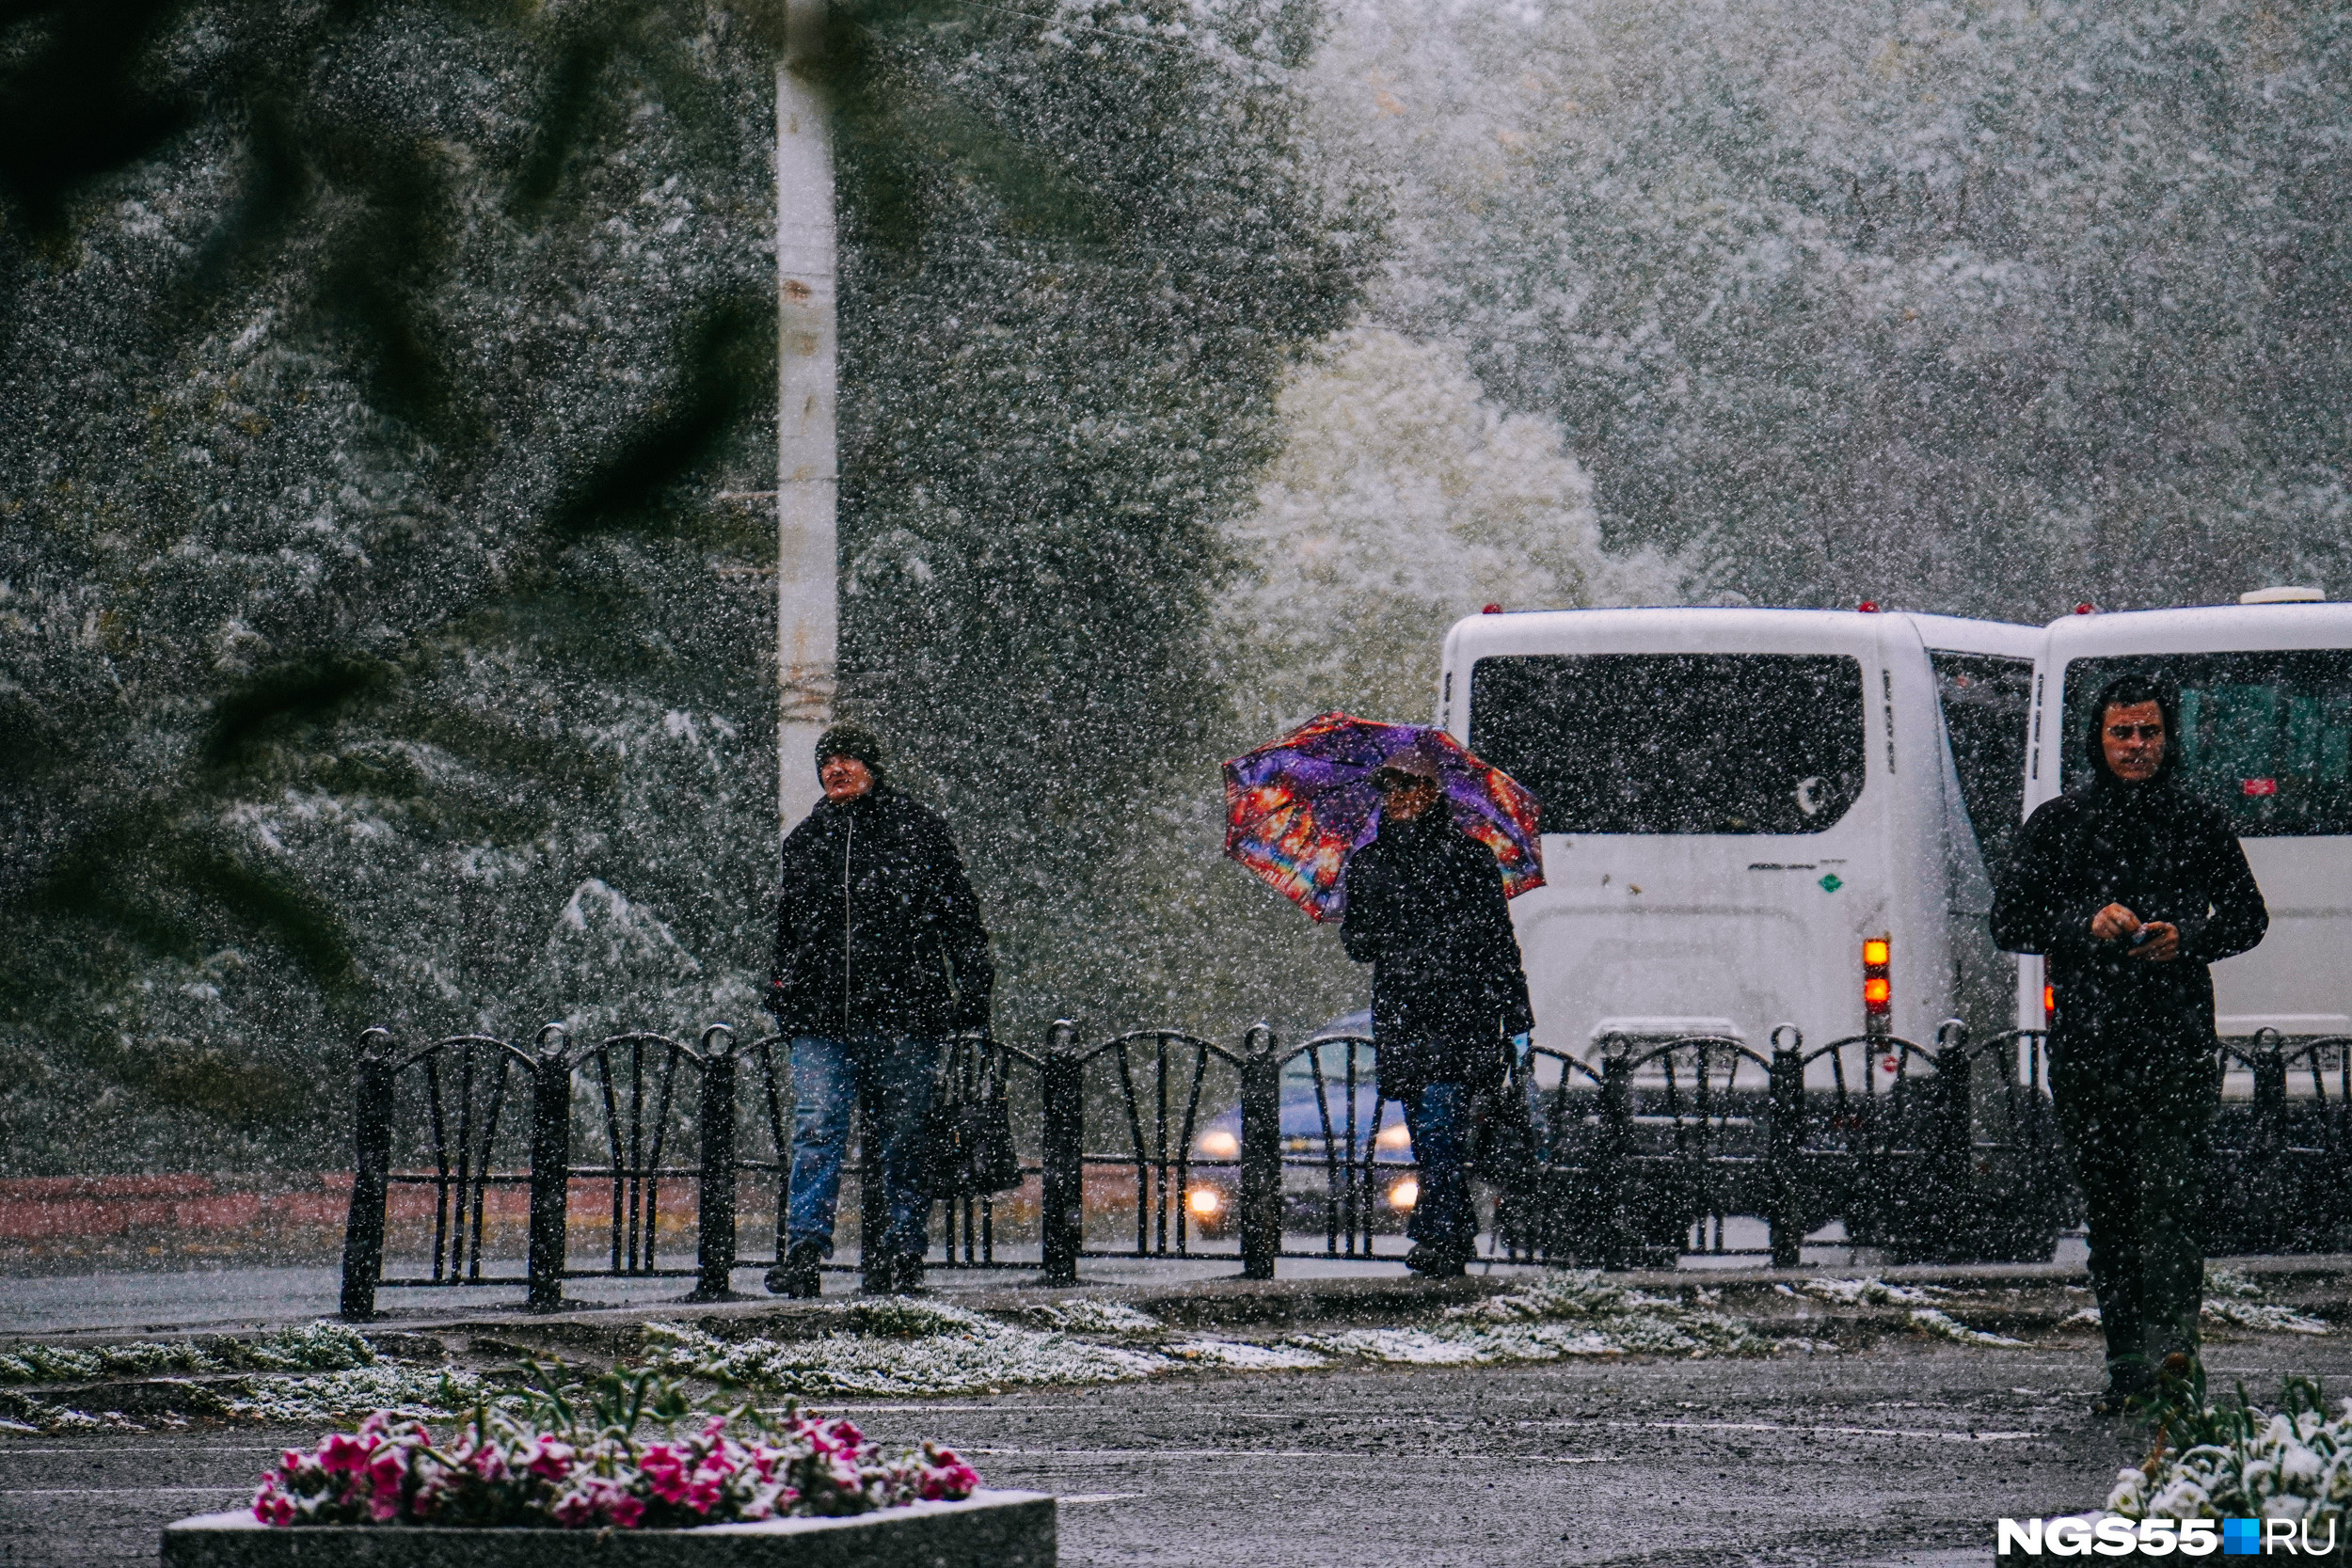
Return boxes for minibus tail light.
[1864,935,1892,1036]
[2043,984,2056,1019]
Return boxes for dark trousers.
[1405,1083,1475,1258]
[2051,1052,2216,1372]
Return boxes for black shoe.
[765,1240,824,1299]
[2091,1357,2154,1417]
[1405,1243,1467,1279]
[860,1250,927,1296]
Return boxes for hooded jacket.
[1989,681,2267,1069]
[769,784,993,1040]
[1340,807,1534,1100]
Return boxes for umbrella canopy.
[1222,712,1545,923]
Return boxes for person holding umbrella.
[1340,745,1535,1276]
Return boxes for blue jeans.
[1404,1082,1474,1258]
[786,1035,938,1259]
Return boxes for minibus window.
[1930,652,2033,867]
[2061,652,2352,836]
[1470,654,1866,834]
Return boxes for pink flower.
[606,1493,646,1529]
[253,1483,294,1528]
[640,1444,691,1504]
[524,1437,576,1481]
[317,1433,375,1474]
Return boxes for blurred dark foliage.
[0,0,1374,1172]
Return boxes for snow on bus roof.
[1444,604,2035,658]
[2041,600,2352,657]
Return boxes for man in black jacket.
[765,723,993,1297]
[1341,746,1534,1276]
[1992,673,2266,1409]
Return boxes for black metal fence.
[337,1020,2352,1317]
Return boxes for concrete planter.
[162,1490,1054,1568]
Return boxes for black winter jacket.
[1991,772,2266,1072]
[768,784,993,1040]
[1341,808,1534,1100]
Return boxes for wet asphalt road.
[8,1331,2344,1568]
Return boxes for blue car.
[1181,1012,1422,1238]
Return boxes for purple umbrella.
[1222,712,1545,923]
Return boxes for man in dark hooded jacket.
[1992,673,2266,1409]
[1342,746,1534,1275]
[765,723,993,1297]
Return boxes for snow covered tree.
[1223,325,1681,734]
[1308,0,2352,615]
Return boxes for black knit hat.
[815,721,885,777]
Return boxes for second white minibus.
[2016,596,2352,1083]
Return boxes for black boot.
[765,1240,824,1299]
[2091,1355,2153,1417]
[1405,1243,1466,1279]
[863,1251,927,1295]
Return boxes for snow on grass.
[1787,1277,1949,1307]
[1015,1300,1166,1334]
[1908,1308,2028,1348]
[1165,1339,1330,1370]
[641,1309,1173,1398]
[0,1322,376,1385]
[2201,1269,2331,1336]
[1294,1270,1777,1364]
[217,1364,486,1424]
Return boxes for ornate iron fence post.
[694,1024,739,1300]
[339,1028,398,1322]
[1597,1051,1637,1270]
[525,1024,573,1312]
[1767,1026,1805,1269]
[1040,1021,1083,1287]
[1239,1023,1280,1280]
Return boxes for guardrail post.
[339,1028,398,1322]
[694,1025,739,1300]
[1767,1026,1804,1269]
[1239,1023,1280,1280]
[1597,1052,1637,1270]
[1040,1021,1083,1287]
[1931,1022,1974,1261]
[525,1024,573,1312]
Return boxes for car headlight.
[1187,1187,1223,1216]
[1387,1178,1419,1211]
[1195,1130,1239,1159]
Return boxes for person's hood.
[2084,673,2182,789]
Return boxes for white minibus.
[2015,594,2352,1085]
[1439,607,2040,1087]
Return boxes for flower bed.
[247,1366,977,1529]
[162,1365,1050,1565]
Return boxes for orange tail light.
[1864,936,1891,1036]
